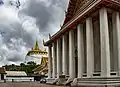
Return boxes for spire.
[34,40,40,50]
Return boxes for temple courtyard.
[0,82,69,87]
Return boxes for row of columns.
[48,7,120,79]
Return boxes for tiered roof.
[27,40,47,56]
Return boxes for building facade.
[44,0,120,86]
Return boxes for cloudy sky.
[0,0,69,66]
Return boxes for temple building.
[25,40,47,64]
[43,0,120,87]
[32,57,48,76]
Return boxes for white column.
[112,12,120,75]
[99,7,110,77]
[48,46,52,78]
[77,24,84,78]
[62,35,68,75]
[69,30,75,78]
[52,42,57,78]
[57,39,62,78]
[86,17,94,77]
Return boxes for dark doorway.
[1,74,4,80]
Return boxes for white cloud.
[0,0,69,66]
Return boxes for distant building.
[6,71,34,82]
[25,40,48,81]
[0,67,6,81]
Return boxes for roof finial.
[43,39,45,45]
[65,10,67,16]
[49,33,51,39]
[60,24,63,30]
[60,24,62,28]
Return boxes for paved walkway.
[0,82,70,87]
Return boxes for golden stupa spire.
[26,40,47,56]
[33,40,40,51]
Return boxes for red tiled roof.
[63,0,77,24]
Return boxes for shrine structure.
[44,0,120,86]
[32,57,48,76]
[26,40,47,64]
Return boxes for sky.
[0,0,69,66]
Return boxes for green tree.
[2,61,38,75]
[20,63,25,67]
[27,61,36,65]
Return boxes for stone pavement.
[0,82,70,87]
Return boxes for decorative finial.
[49,33,51,39]
[43,39,45,44]
[60,25,62,28]
[34,40,40,50]
[65,10,67,15]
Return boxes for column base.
[56,75,67,85]
[65,75,69,79]
[71,76,120,87]
[46,78,58,84]
[64,78,74,86]
[46,75,67,85]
